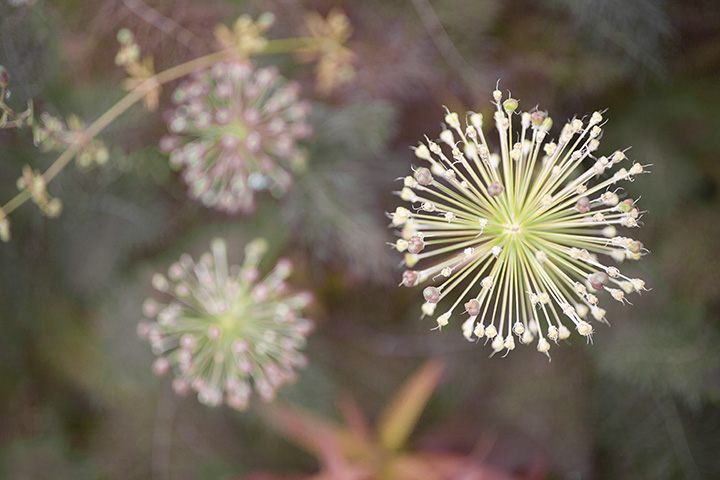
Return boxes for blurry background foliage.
[1,0,720,479]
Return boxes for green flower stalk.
[391,89,649,357]
[138,238,314,410]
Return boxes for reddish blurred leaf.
[376,359,445,453]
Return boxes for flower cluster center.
[391,93,649,358]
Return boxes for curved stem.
[1,36,322,217]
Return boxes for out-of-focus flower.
[214,13,275,59]
[138,238,314,410]
[115,28,160,111]
[391,90,649,357]
[161,61,312,214]
[0,65,34,130]
[0,212,11,243]
[16,165,62,217]
[297,8,355,95]
[32,112,109,168]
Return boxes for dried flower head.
[391,89,649,358]
[138,238,314,410]
[115,28,160,111]
[161,61,312,214]
[213,13,275,58]
[297,8,355,94]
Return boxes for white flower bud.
[558,325,571,340]
[513,322,525,336]
[537,338,550,353]
[547,325,559,341]
[484,324,497,338]
[440,129,454,146]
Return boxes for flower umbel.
[161,61,313,214]
[115,28,160,112]
[213,13,275,58]
[138,238,314,410]
[392,90,649,357]
[297,8,355,94]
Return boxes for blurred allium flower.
[138,238,314,410]
[161,62,313,214]
[391,90,649,357]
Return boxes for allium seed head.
[402,270,419,287]
[576,196,591,213]
[391,91,649,357]
[407,235,425,254]
[163,62,312,214]
[423,286,441,303]
[487,181,503,197]
[465,299,481,316]
[503,98,519,113]
[589,271,609,290]
[140,238,314,410]
[414,166,433,186]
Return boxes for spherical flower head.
[392,92,649,358]
[138,238,314,410]
[162,62,313,214]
